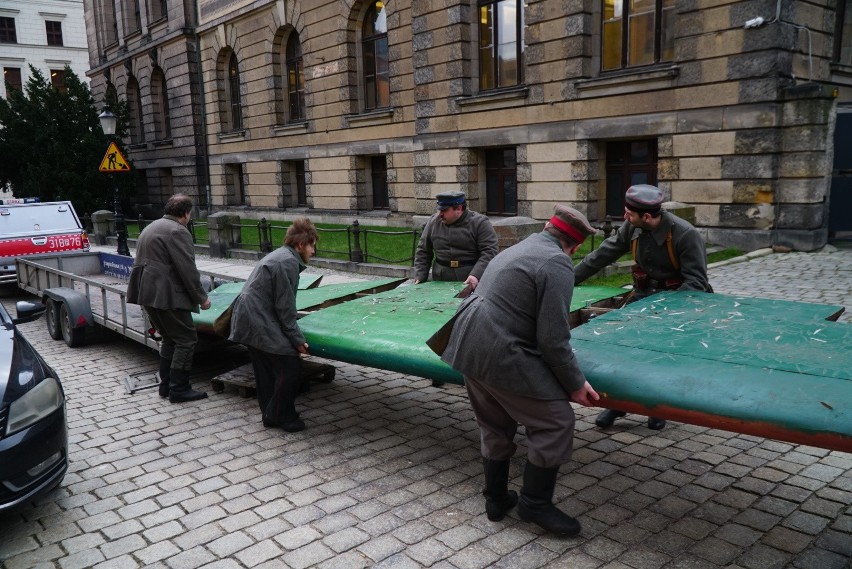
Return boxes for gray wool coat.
[440,231,587,400]
[414,209,499,283]
[228,245,306,355]
[127,215,208,312]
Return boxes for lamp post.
[98,106,131,256]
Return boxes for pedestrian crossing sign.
[99,142,131,172]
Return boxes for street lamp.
[98,106,130,256]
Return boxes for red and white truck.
[0,199,90,284]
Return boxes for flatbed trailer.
[15,251,243,349]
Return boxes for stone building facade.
[0,0,89,100]
[83,0,851,251]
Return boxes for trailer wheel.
[45,299,62,340]
[60,303,85,347]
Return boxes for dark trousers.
[465,375,576,468]
[248,347,302,423]
[144,307,197,371]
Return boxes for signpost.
[97,108,131,256]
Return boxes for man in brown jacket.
[127,194,211,403]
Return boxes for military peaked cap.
[436,191,466,210]
[625,184,664,213]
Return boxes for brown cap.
[549,204,595,243]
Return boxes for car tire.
[60,303,85,347]
[45,299,62,340]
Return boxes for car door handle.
[31,237,47,246]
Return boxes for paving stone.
[783,511,831,535]
[357,534,407,563]
[792,547,852,569]
[207,531,254,557]
[281,540,335,569]
[735,542,793,569]
[760,526,814,554]
[689,535,742,565]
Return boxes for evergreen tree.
[0,65,132,215]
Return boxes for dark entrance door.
[829,110,852,235]
[605,140,658,218]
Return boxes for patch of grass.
[708,247,743,264]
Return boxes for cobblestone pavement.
[0,247,850,569]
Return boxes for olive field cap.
[549,204,595,244]
[624,184,664,214]
[436,191,466,210]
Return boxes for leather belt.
[435,258,476,268]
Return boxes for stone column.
[207,212,242,258]
[90,210,114,245]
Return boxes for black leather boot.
[157,357,171,398]
[647,417,667,430]
[168,369,208,403]
[517,462,581,536]
[595,409,626,428]
[483,459,518,521]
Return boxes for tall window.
[485,148,517,215]
[286,33,306,121]
[0,17,16,43]
[127,76,145,143]
[50,69,67,93]
[151,67,171,140]
[371,156,389,210]
[295,161,307,207]
[150,0,168,22]
[605,140,657,217]
[835,1,852,65]
[478,0,525,90]
[46,21,63,46]
[3,67,22,92]
[227,53,243,131]
[362,2,389,110]
[226,164,245,205]
[602,0,675,71]
[126,0,141,34]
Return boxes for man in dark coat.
[440,205,600,537]
[228,218,318,432]
[127,194,211,403]
[415,191,499,386]
[574,184,712,431]
[414,191,498,291]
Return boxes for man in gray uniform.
[414,191,498,291]
[440,205,600,537]
[127,194,211,403]
[415,191,499,386]
[574,184,712,431]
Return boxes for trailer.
[15,251,242,349]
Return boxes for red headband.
[549,215,587,243]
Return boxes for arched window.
[227,52,242,131]
[285,33,305,122]
[361,1,389,110]
[126,76,145,143]
[151,67,170,140]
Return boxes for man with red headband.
[574,184,711,431]
[439,205,600,537]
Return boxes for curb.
[707,247,774,270]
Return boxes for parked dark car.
[0,300,67,512]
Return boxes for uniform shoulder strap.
[665,229,680,271]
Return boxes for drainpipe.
[192,0,212,214]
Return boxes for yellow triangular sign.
[99,142,131,172]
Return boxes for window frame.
[151,67,171,140]
[602,0,675,72]
[3,67,22,93]
[477,0,525,91]
[0,16,17,43]
[484,147,518,216]
[149,0,168,22]
[285,33,306,122]
[127,76,145,144]
[834,1,851,65]
[50,69,67,93]
[45,20,63,46]
[361,2,390,111]
[604,139,658,218]
[227,52,243,131]
[370,156,390,210]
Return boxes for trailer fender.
[42,287,94,328]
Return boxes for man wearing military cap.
[574,184,711,431]
[439,204,600,536]
[415,191,499,385]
